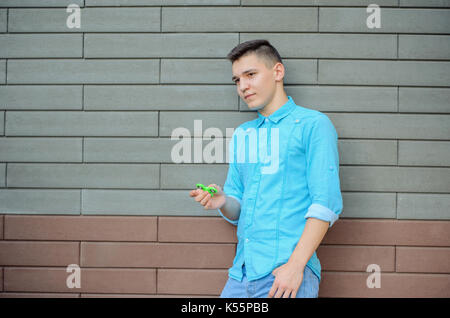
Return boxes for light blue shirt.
[218,96,343,282]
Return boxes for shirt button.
[295,119,299,123]
[245,238,249,243]
[265,118,268,122]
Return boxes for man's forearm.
[219,196,241,221]
[288,218,329,269]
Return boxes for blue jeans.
[220,264,319,298]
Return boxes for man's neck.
[258,91,289,117]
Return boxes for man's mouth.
[245,94,255,99]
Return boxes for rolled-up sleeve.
[303,114,343,227]
[218,132,244,226]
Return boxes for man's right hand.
[189,183,226,210]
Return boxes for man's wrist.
[287,257,307,271]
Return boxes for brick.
[84,137,171,163]
[341,192,396,219]
[4,215,157,241]
[7,59,159,84]
[161,59,316,84]
[4,268,156,294]
[82,190,214,216]
[317,245,395,272]
[0,189,80,215]
[0,60,5,84]
[399,141,450,166]
[0,111,3,134]
[7,163,159,189]
[4,268,76,293]
[0,292,79,298]
[159,111,257,137]
[0,10,7,33]
[161,164,228,189]
[158,269,228,295]
[246,86,398,113]
[397,193,450,220]
[244,0,398,5]
[241,33,397,59]
[0,163,4,187]
[0,241,79,266]
[158,216,237,243]
[0,85,82,110]
[0,215,3,239]
[399,35,450,60]
[80,293,214,298]
[84,85,237,111]
[319,272,450,297]
[0,34,82,58]
[85,137,230,163]
[328,113,450,139]
[341,166,450,193]
[85,33,238,58]
[0,137,82,162]
[162,7,317,32]
[82,269,156,294]
[396,247,450,273]
[0,0,84,7]
[81,242,235,268]
[338,140,397,165]
[5,111,158,136]
[400,0,450,7]
[86,0,239,5]
[399,88,450,113]
[323,219,450,246]
[161,59,230,84]
[9,8,160,32]
[283,60,318,84]
[319,60,450,86]
[320,8,450,33]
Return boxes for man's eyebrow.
[232,69,258,81]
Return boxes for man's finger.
[282,290,291,298]
[194,191,208,202]
[200,193,211,206]
[268,283,277,298]
[274,287,285,298]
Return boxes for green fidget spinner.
[196,183,218,197]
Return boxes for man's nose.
[239,78,249,92]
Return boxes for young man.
[189,39,343,298]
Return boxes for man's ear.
[273,62,285,81]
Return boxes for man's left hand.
[268,262,304,298]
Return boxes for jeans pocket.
[296,266,319,298]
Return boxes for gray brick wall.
[0,0,449,220]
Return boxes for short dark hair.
[226,39,283,69]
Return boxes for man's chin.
[247,102,265,111]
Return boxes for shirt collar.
[256,95,297,127]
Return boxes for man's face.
[231,53,280,111]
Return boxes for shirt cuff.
[304,203,339,228]
[217,194,241,226]
[218,208,239,226]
